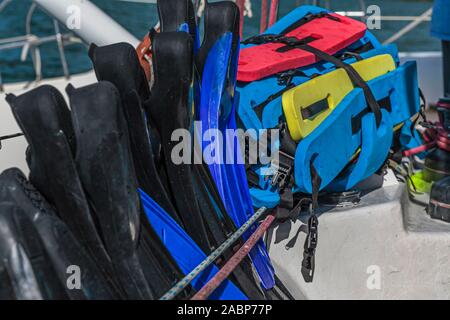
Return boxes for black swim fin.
[157,0,198,43]
[145,32,264,299]
[67,81,186,299]
[145,32,213,253]
[88,42,182,225]
[0,168,119,299]
[0,190,67,300]
[196,0,240,79]
[5,86,123,298]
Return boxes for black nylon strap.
[246,169,260,188]
[241,12,339,45]
[246,35,382,126]
[279,12,341,35]
[254,83,295,120]
[301,96,330,119]
[275,36,319,53]
[271,125,297,221]
[301,160,321,283]
[340,51,363,61]
[295,44,382,127]
[277,69,311,86]
[351,95,392,133]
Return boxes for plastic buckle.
[306,212,319,250]
[277,70,297,86]
[243,34,281,45]
[282,36,301,47]
[270,150,294,191]
[301,250,315,282]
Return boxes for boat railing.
[281,1,434,46]
[0,0,83,91]
[0,0,437,93]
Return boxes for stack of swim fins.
[0,0,284,300]
[2,79,192,299]
[140,0,276,299]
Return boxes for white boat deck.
[267,177,450,300]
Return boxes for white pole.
[33,0,139,47]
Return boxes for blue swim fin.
[139,190,248,300]
[197,2,275,289]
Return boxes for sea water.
[0,0,439,84]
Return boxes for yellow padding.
[282,54,396,141]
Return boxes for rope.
[159,206,268,300]
[191,213,276,300]
[403,125,450,157]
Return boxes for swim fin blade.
[0,168,119,299]
[0,181,67,300]
[145,32,213,253]
[88,42,182,226]
[67,81,184,299]
[197,1,275,290]
[140,189,248,300]
[5,86,122,296]
[157,0,199,49]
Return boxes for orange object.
[136,33,153,82]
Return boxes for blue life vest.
[236,6,421,207]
